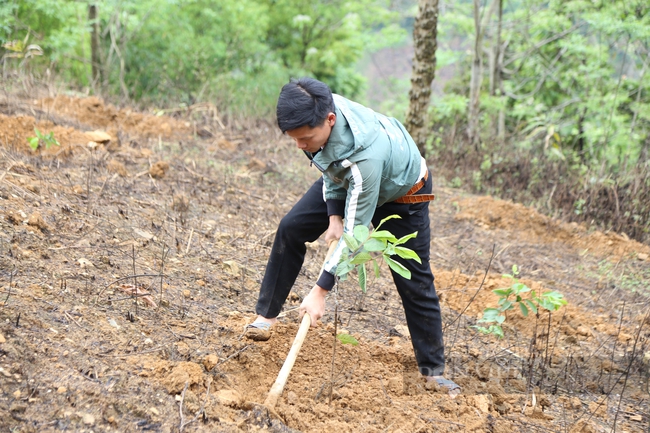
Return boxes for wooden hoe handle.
[263,240,339,409]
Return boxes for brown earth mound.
[455,196,650,261]
[1,95,195,158]
[35,95,192,140]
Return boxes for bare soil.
[0,93,649,433]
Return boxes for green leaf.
[491,325,504,339]
[43,132,60,148]
[342,233,359,251]
[538,298,554,311]
[370,230,398,243]
[394,246,421,263]
[375,214,401,230]
[545,291,567,303]
[353,225,369,242]
[364,238,386,252]
[472,324,504,338]
[383,256,411,279]
[473,325,491,334]
[512,282,530,294]
[524,300,538,314]
[28,137,39,150]
[350,251,372,265]
[479,308,501,323]
[540,291,567,311]
[493,288,512,297]
[372,259,380,278]
[519,302,529,317]
[500,299,513,311]
[382,244,395,258]
[336,333,359,346]
[358,263,367,292]
[394,231,417,245]
[335,261,354,277]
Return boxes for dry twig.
[116,284,157,308]
[179,378,212,432]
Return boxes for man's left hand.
[326,215,343,244]
[299,284,327,326]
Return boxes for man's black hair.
[276,77,335,133]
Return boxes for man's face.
[286,112,336,153]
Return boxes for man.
[246,77,460,395]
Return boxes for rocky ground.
[0,90,649,432]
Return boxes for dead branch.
[179,378,212,432]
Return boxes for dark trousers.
[255,173,445,376]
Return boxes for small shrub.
[28,128,60,151]
[474,265,568,338]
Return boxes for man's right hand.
[299,284,328,326]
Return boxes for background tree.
[467,0,499,149]
[404,0,439,156]
[88,3,101,87]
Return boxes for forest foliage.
[1,0,406,112]
[427,0,650,242]
[1,0,649,241]
[431,0,650,171]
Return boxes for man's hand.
[325,215,343,245]
[299,284,328,327]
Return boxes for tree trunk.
[467,0,483,149]
[467,0,500,150]
[494,0,505,140]
[639,135,650,165]
[404,0,439,157]
[89,4,101,86]
[497,40,507,140]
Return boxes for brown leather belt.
[394,170,435,204]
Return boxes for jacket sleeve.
[316,159,381,290]
[322,174,346,216]
[340,158,381,232]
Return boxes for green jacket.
[309,94,424,288]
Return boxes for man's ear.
[327,112,336,127]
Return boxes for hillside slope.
[0,93,649,432]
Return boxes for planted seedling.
[334,214,420,346]
[28,128,60,151]
[335,214,420,292]
[474,265,567,338]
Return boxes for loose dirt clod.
[27,212,48,231]
[85,130,112,143]
[149,160,169,178]
[162,362,204,394]
[107,159,127,176]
